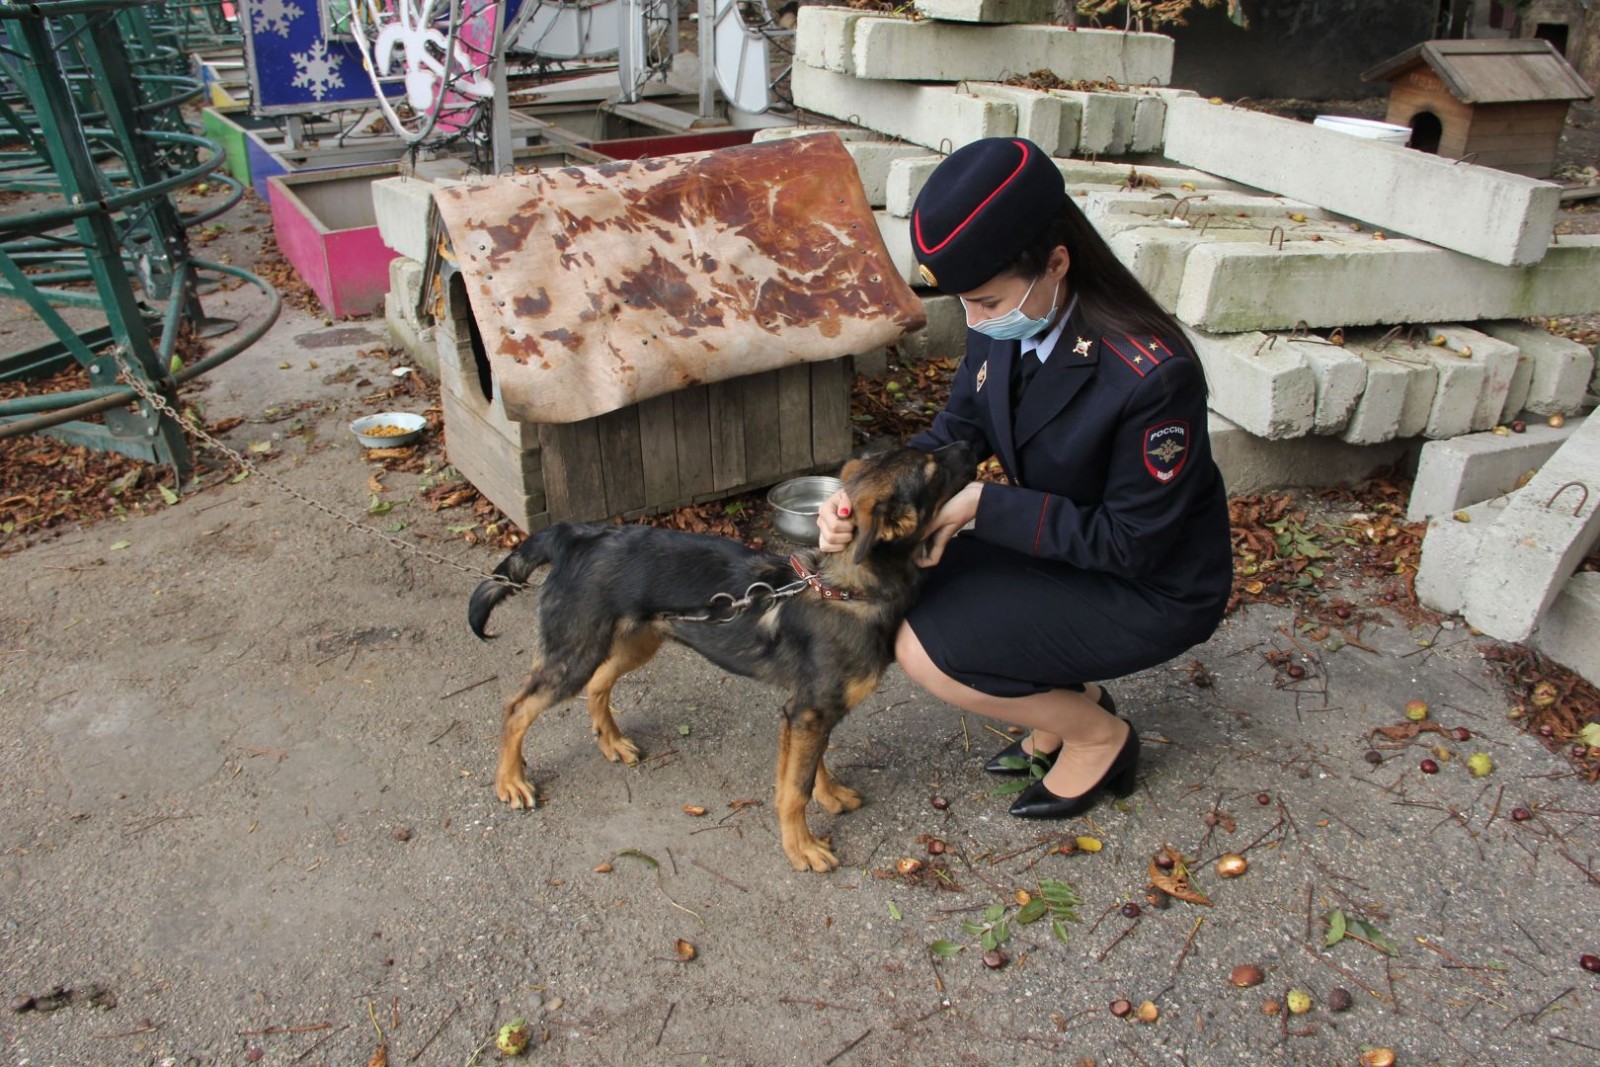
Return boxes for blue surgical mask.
[964,276,1060,341]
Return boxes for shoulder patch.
[1143,419,1189,483]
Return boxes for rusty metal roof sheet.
[431,134,926,425]
[1363,38,1594,104]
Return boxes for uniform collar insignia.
[975,359,988,392]
[1073,336,1092,357]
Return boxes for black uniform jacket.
[908,304,1232,613]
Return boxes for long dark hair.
[1007,196,1206,388]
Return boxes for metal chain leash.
[112,349,519,588]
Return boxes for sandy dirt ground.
[2,100,1600,1067]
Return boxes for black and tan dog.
[468,441,976,872]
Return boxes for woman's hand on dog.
[817,488,855,553]
[916,481,983,568]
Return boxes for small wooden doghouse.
[1363,38,1594,178]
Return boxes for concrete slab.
[1406,417,1582,521]
[913,0,1055,22]
[1208,411,1415,495]
[1048,89,1138,155]
[860,22,1170,83]
[792,6,871,74]
[1461,414,1600,641]
[1187,330,1317,439]
[383,257,436,376]
[372,175,436,263]
[1416,495,1510,615]
[844,141,933,207]
[896,294,966,363]
[791,64,1016,150]
[968,84,1077,157]
[1288,338,1366,435]
[1107,222,1354,312]
[1415,345,1486,440]
[1480,321,1596,417]
[1162,96,1561,267]
[884,156,1247,217]
[874,208,918,287]
[1422,325,1519,432]
[1340,349,1412,445]
[1172,235,1600,334]
[1531,571,1600,688]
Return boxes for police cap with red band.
[910,137,1067,294]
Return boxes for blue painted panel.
[241,0,528,117]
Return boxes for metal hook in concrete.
[937,137,953,155]
[1196,214,1214,236]
[1543,481,1590,517]
[1289,320,1311,341]
[1170,196,1195,221]
[1374,325,1403,351]
[1268,225,1285,251]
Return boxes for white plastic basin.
[1313,115,1411,145]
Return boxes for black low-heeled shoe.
[983,687,1119,775]
[1007,723,1141,820]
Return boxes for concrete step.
[1406,417,1584,521]
[1171,235,1600,334]
[791,63,1016,150]
[1162,96,1561,267]
[1461,413,1600,642]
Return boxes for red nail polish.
[838,505,851,517]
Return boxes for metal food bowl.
[767,475,842,545]
[350,412,426,448]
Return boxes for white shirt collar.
[1023,294,1077,362]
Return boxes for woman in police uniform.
[819,137,1232,820]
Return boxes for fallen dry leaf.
[1369,721,1444,742]
[674,939,697,962]
[1149,858,1212,907]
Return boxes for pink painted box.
[267,163,401,318]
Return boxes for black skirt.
[906,534,1227,698]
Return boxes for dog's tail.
[468,528,558,640]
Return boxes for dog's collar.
[790,555,862,601]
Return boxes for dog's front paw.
[597,733,641,765]
[814,780,863,815]
[495,767,538,810]
[784,835,841,873]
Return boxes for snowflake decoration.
[291,39,345,101]
[251,0,304,38]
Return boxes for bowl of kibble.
[350,412,427,448]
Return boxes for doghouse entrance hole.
[450,272,494,403]
[1410,111,1443,154]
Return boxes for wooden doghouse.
[435,268,855,531]
[425,135,925,533]
[1363,39,1594,178]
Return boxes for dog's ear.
[852,498,917,564]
